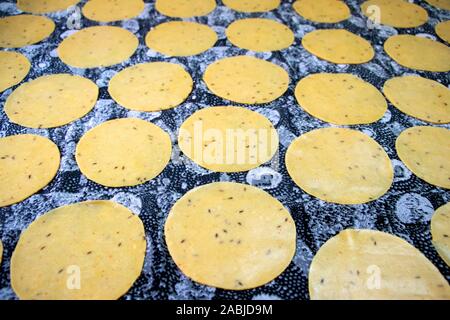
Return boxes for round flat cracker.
[108,62,192,112]
[0,134,60,208]
[0,51,30,92]
[295,73,387,125]
[155,0,216,18]
[302,29,374,64]
[0,15,55,48]
[293,0,350,23]
[203,55,289,104]
[178,106,279,172]
[431,203,450,266]
[5,74,98,128]
[165,182,296,290]
[226,18,294,52]
[17,0,80,13]
[76,118,171,187]
[145,21,217,57]
[436,20,450,43]
[396,126,450,189]
[223,0,280,12]
[11,200,146,300]
[425,0,450,10]
[309,229,450,300]
[58,26,138,68]
[384,35,450,72]
[286,128,393,204]
[82,0,144,22]
[383,76,450,124]
[361,0,428,28]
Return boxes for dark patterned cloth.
[0,0,449,300]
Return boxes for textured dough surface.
[425,0,450,10]
[383,76,450,124]
[226,18,294,51]
[293,0,350,23]
[178,106,279,172]
[58,26,138,68]
[109,62,192,112]
[17,0,79,13]
[361,0,428,28]
[155,0,216,17]
[5,74,98,128]
[11,200,146,300]
[203,55,289,104]
[165,182,296,290]
[436,20,450,43]
[0,134,60,207]
[0,15,55,48]
[295,73,387,125]
[0,51,30,92]
[431,203,450,266]
[223,0,280,12]
[82,0,145,22]
[285,128,393,204]
[76,118,172,187]
[309,229,450,300]
[302,29,374,64]
[384,35,450,72]
[396,126,450,189]
[145,21,217,57]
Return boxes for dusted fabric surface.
[0,0,449,299]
